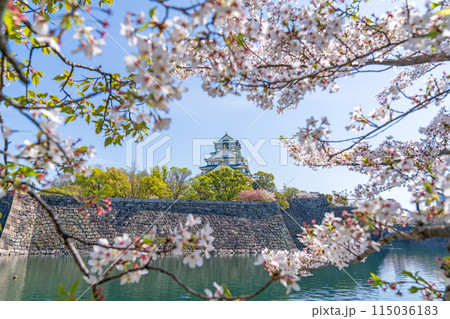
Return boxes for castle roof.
[218,132,232,141]
[200,132,251,176]
[206,149,243,161]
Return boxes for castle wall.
[0,195,296,255]
[1,193,442,255]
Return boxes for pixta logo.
[125,132,172,171]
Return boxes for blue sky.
[3,0,442,206]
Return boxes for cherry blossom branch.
[96,264,211,299]
[230,38,410,91]
[350,222,450,265]
[0,0,28,84]
[152,0,203,14]
[367,53,450,66]
[0,35,28,84]
[26,191,90,277]
[294,219,450,282]
[22,22,129,85]
[0,51,9,167]
[52,46,105,74]
[0,110,10,167]
[97,263,276,301]
[328,88,450,158]
[4,183,121,253]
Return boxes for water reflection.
[0,242,447,301]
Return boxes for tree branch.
[367,53,450,66]
[98,263,275,301]
[351,221,450,264]
[26,191,90,276]
[0,0,28,84]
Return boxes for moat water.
[0,242,447,301]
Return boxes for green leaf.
[370,273,380,280]
[369,272,383,285]
[64,2,71,12]
[65,115,77,124]
[430,2,441,10]
[409,286,420,293]
[57,284,68,297]
[136,22,150,32]
[417,276,428,284]
[95,120,103,134]
[69,278,81,296]
[149,7,156,18]
[222,284,232,297]
[24,27,32,38]
[105,137,113,146]
[401,270,415,279]
[32,73,40,86]
[54,74,66,81]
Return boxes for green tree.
[165,167,192,199]
[193,168,251,201]
[281,187,301,199]
[251,171,276,192]
[47,166,170,199]
[126,168,149,198]
[274,192,289,210]
[73,168,108,196]
[139,175,168,199]
[74,167,131,198]
[43,185,83,197]
[150,166,169,182]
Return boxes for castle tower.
[199,133,251,176]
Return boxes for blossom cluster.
[0,106,96,197]
[238,189,276,202]
[86,214,215,285]
[256,202,415,291]
[119,0,450,112]
[348,71,450,135]
[299,212,381,268]
[285,108,450,217]
[255,243,347,293]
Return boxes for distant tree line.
[44,167,304,209]
[45,166,193,200]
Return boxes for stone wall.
[0,193,443,255]
[0,194,14,233]
[0,195,296,255]
[282,195,355,248]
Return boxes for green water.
[0,242,447,301]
